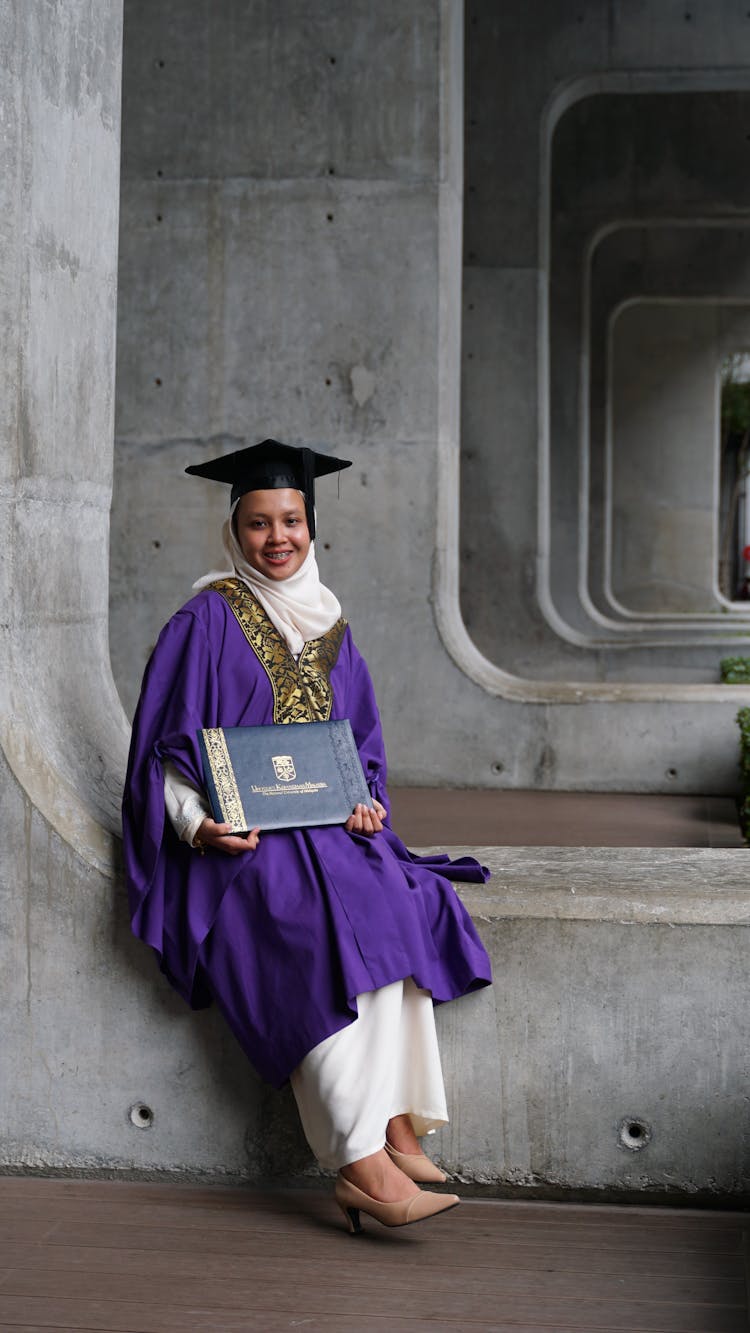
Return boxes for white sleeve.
[163,760,211,847]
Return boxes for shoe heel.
[340,1203,363,1235]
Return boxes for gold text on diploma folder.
[250,781,329,797]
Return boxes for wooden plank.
[0,1291,746,1333]
[0,1298,562,1333]
[1,1266,747,1330]
[0,1221,65,1247]
[0,1181,289,1214]
[0,1327,116,1333]
[0,1241,745,1309]
[0,1297,467,1332]
[0,1314,692,1333]
[0,1195,744,1253]
[1,1229,744,1280]
[0,1178,744,1230]
[0,1177,739,1236]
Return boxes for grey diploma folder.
[196,719,372,834]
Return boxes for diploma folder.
[197,720,372,834]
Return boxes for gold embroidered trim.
[201,727,248,829]
[207,578,347,724]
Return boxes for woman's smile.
[235,487,311,580]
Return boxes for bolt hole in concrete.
[665,767,678,779]
[491,761,504,774]
[618,1117,652,1151]
[129,1103,154,1129]
[326,213,334,222]
[154,377,162,386]
[328,55,336,65]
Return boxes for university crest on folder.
[272,755,296,782]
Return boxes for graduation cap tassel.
[302,446,316,540]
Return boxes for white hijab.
[193,497,342,658]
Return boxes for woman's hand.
[194,818,260,856]
[345,799,387,837]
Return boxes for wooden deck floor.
[0,1177,747,1332]
[388,790,744,849]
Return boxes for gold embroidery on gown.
[208,577,347,724]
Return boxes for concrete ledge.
[437,846,750,926]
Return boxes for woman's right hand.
[345,800,386,836]
[194,818,260,856]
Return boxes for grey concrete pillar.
[0,0,129,866]
[0,0,137,1170]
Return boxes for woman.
[123,439,492,1234]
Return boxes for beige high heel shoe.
[384,1139,447,1183]
[335,1173,459,1234]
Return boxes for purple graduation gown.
[122,581,492,1088]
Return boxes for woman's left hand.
[194,817,261,855]
[345,799,387,836]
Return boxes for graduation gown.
[122,579,492,1088]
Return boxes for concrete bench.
[4,831,748,1205]
[436,847,750,1202]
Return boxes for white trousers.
[289,977,448,1171]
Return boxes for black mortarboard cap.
[185,439,351,540]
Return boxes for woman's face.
[235,487,311,581]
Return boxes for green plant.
[736,707,750,843]
[721,656,750,683]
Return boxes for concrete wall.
[111,0,750,795]
[464,79,750,679]
[2,0,750,1201]
[111,0,450,721]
